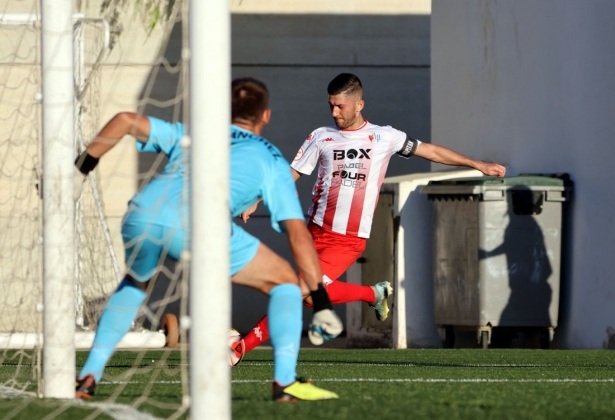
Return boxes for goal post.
[189,0,231,417]
[41,0,76,399]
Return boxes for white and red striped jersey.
[291,120,421,238]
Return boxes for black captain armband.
[75,151,100,175]
[396,135,419,159]
[310,283,333,312]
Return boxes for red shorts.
[308,222,366,281]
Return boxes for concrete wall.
[432,0,615,348]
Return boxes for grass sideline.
[1,349,615,419]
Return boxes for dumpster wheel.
[478,327,492,349]
[439,325,455,349]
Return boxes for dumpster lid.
[425,174,569,188]
[421,174,572,197]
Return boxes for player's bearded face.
[329,94,362,130]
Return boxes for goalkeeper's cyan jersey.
[128,116,185,228]
[291,121,421,239]
[230,125,304,233]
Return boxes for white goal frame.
[189,0,231,418]
[40,0,76,398]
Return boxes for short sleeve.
[137,116,185,156]
[391,127,422,159]
[290,131,321,175]
[261,158,305,232]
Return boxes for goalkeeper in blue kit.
[74,77,342,401]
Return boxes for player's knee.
[260,261,297,293]
[274,262,298,286]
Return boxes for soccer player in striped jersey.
[232,73,506,361]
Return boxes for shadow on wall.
[479,186,553,328]
[134,13,431,335]
[429,179,571,350]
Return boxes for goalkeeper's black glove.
[308,284,343,345]
[73,151,99,201]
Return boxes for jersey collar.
[341,120,368,132]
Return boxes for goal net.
[0,10,44,395]
[0,2,190,417]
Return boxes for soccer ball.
[228,328,245,367]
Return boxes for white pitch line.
[237,362,615,368]
[232,378,615,384]
[6,362,615,368]
[0,386,162,420]
[0,385,36,398]
[83,402,162,420]
[100,380,182,385]
[99,378,615,385]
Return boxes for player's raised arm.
[80,112,150,160]
[413,142,506,177]
[74,112,150,200]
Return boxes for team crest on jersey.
[368,133,381,143]
[323,137,334,142]
[294,147,304,161]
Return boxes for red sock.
[325,281,375,305]
[243,315,270,353]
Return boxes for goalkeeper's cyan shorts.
[121,213,184,283]
[230,222,260,276]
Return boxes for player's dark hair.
[232,77,269,125]
[327,73,363,97]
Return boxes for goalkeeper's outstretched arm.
[73,112,150,200]
[77,112,150,163]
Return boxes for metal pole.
[41,0,76,399]
[188,0,231,418]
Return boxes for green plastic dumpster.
[421,175,572,349]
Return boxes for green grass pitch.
[1,348,615,419]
